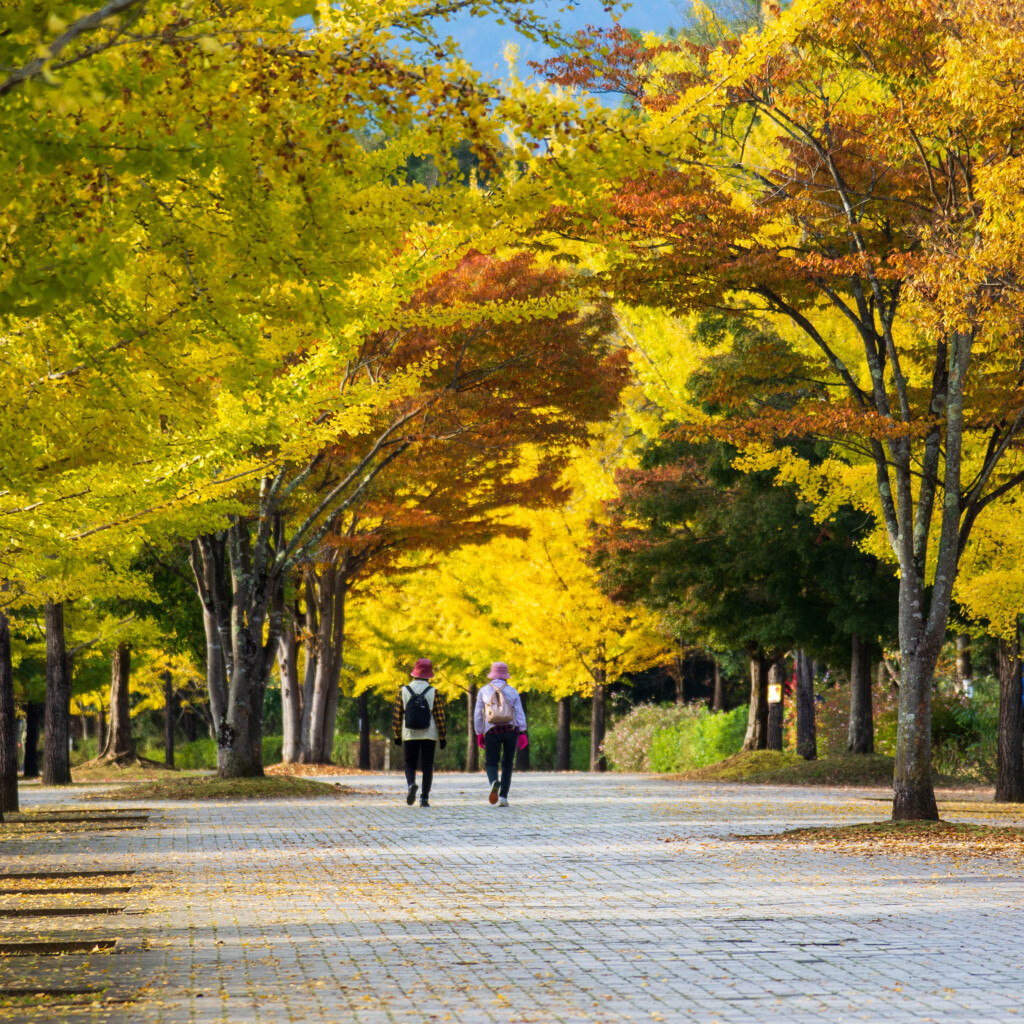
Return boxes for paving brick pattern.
[5,773,1024,1023]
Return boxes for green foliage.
[604,703,747,773]
[523,727,591,772]
[647,705,748,773]
[603,704,694,772]
[165,736,284,771]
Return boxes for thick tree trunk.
[556,695,571,771]
[357,691,370,771]
[466,685,479,772]
[515,693,530,771]
[712,660,724,713]
[214,515,285,779]
[278,628,301,763]
[43,600,72,786]
[765,660,784,751]
[101,643,133,762]
[891,653,939,820]
[848,633,875,755]
[956,633,973,695]
[795,649,817,761]
[590,680,607,773]
[742,653,769,751]
[0,611,18,814]
[163,670,176,768]
[996,631,1024,803]
[22,702,41,778]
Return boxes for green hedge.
[152,736,283,770]
[605,703,748,773]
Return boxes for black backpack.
[403,685,433,730]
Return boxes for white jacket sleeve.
[513,692,527,732]
[473,688,486,735]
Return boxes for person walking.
[474,662,528,807]
[393,658,446,807]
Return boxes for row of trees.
[3,0,1024,823]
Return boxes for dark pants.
[403,739,436,796]
[485,730,517,798]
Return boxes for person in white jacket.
[473,662,528,807]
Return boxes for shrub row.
[604,703,748,773]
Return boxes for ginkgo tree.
[1,0,648,778]
[349,438,671,771]
[542,0,1024,820]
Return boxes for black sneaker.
[419,797,430,807]
[406,783,418,806]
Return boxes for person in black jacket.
[392,658,447,807]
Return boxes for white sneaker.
[497,796,509,807]
[488,781,499,805]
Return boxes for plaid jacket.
[393,684,447,744]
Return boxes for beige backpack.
[485,683,515,726]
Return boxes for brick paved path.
[5,773,1024,1023]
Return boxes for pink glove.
[517,733,529,751]
[476,733,485,749]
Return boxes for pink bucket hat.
[487,662,510,680]
[411,658,434,679]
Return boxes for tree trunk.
[671,640,685,703]
[279,627,301,763]
[996,629,1024,803]
[0,611,18,814]
[357,691,370,771]
[765,660,784,751]
[22,702,41,778]
[322,585,346,764]
[96,707,106,752]
[556,696,571,771]
[300,567,346,764]
[190,534,230,734]
[43,600,72,786]
[741,653,769,751]
[956,633,973,696]
[891,653,939,820]
[101,643,133,762]
[515,693,530,771]
[848,633,874,755]
[163,670,176,768]
[214,515,285,779]
[299,574,318,761]
[590,679,607,772]
[795,649,817,761]
[466,685,478,772]
[712,660,724,713]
